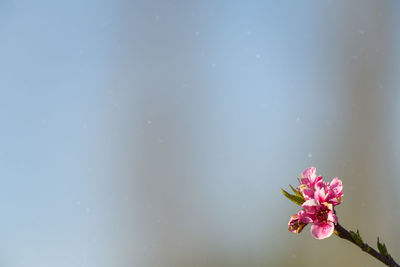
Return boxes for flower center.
[316,207,329,223]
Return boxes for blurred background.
[0,0,399,266]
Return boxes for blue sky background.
[0,1,399,266]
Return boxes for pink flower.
[298,167,343,205]
[288,213,307,234]
[301,199,338,239]
[287,167,343,239]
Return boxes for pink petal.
[288,214,307,234]
[327,210,337,224]
[288,215,299,230]
[302,199,318,212]
[302,167,316,182]
[298,210,314,224]
[329,177,343,197]
[314,179,327,191]
[310,222,335,239]
[328,197,341,206]
[300,188,315,200]
[314,186,328,203]
[313,176,323,187]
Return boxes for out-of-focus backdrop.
[1,0,399,266]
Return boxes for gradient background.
[1,0,400,266]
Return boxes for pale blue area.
[0,1,115,266]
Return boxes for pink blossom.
[301,199,338,239]
[287,167,343,239]
[298,167,343,205]
[288,214,307,234]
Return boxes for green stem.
[334,223,399,266]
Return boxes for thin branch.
[334,223,399,267]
